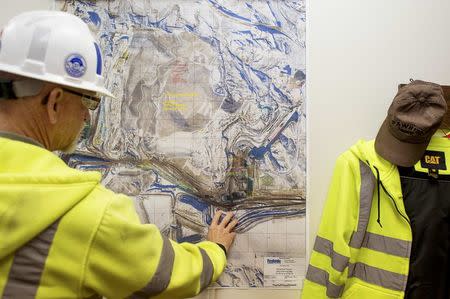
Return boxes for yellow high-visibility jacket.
[303,138,422,299]
[0,135,226,299]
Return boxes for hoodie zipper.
[379,182,410,225]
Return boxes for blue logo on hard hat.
[65,54,87,78]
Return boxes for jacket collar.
[0,131,44,148]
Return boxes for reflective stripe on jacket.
[0,136,226,298]
[302,139,412,299]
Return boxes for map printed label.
[264,257,303,288]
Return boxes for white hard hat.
[0,10,114,98]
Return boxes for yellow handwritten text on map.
[163,92,199,111]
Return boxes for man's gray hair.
[0,78,45,99]
[12,79,45,98]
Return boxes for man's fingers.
[225,218,238,232]
[211,210,222,226]
[219,212,234,227]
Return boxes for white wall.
[0,1,54,26]
[3,0,450,298]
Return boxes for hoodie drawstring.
[367,161,410,227]
[373,165,383,228]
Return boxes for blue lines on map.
[249,111,300,160]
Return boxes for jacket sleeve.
[301,153,359,298]
[83,191,227,299]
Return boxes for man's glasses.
[63,88,101,111]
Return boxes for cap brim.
[375,118,429,167]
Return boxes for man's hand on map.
[207,210,238,254]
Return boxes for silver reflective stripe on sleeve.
[349,161,375,248]
[306,265,344,298]
[361,231,411,258]
[128,236,175,299]
[2,221,59,299]
[348,262,408,291]
[313,236,349,272]
[199,248,214,291]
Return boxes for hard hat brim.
[0,63,116,99]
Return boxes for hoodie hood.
[0,136,101,259]
[351,135,450,177]
[349,139,399,187]
[348,139,409,227]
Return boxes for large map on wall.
[59,0,306,288]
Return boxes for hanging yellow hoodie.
[302,139,412,299]
[0,135,226,299]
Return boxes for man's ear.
[45,87,64,125]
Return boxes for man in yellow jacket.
[0,11,237,298]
